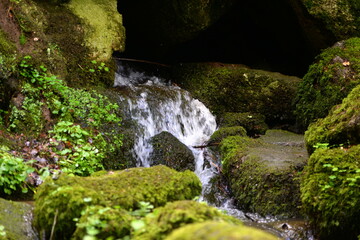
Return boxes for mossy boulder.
[221,130,308,217]
[72,205,134,240]
[295,38,360,130]
[34,165,202,239]
[209,126,247,145]
[300,145,360,240]
[220,112,268,136]
[149,131,195,171]
[66,0,125,61]
[133,200,242,240]
[165,221,278,240]
[0,198,38,240]
[305,84,360,153]
[303,0,360,40]
[172,63,301,126]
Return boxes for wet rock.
[221,130,308,217]
[295,38,360,130]
[149,131,195,171]
[165,221,278,240]
[0,198,38,240]
[33,165,201,239]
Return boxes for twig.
[49,209,59,240]
[112,57,170,68]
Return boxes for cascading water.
[114,62,218,194]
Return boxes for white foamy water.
[115,64,218,192]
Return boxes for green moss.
[295,37,360,130]
[209,126,247,144]
[300,145,360,239]
[72,205,134,240]
[0,30,15,54]
[165,221,278,240]
[172,63,300,126]
[34,165,202,239]
[220,131,307,217]
[133,200,241,240]
[304,0,360,39]
[0,198,37,240]
[221,112,268,136]
[66,0,125,61]
[304,84,360,153]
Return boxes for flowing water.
[114,62,312,240]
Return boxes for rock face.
[221,130,308,217]
[0,198,38,240]
[33,165,201,239]
[302,0,360,40]
[165,221,278,240]
[149,131,195,171]
[305,84,360,153]
[172,63,301,127]
[301,145,360,240]
[133,200,242,240]
[295,38,360,130]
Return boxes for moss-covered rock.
[66,0,125,61]
[300,145,360,240]
[221,130,308,217]
[149,131,195,171]
[220,112,268,136]
[72,205,134,240]
[303,0,360,40]
[34,165,201,239]
[304,84,360,153]
[172,63,300,126]
[209,126,247,145]
[165,221,278,240]
[133,200,241,240]
[295,38,360,130]
[0,198,38,240]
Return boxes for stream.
[114,61,313,240]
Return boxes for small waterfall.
[114,62,218,193]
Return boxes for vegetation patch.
[301,145,360,239]
[34,165,202,239]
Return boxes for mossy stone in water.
[0,198,38,240]
[149,131,195,171]
[305,84,360,153]
[221,112,268,136]
[295,38,360,130]
[221,130,308,217]
[165,221,278,240]
[209,126,247,145]
[133,200,241,240]
[300,145,360,240]
[172,63,300,126]
[34,165,201,239]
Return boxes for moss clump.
[304,0,360,39]
[295,38,360,130]
[221,112,268,136]
[149,131,195,171]
[133,200,241,240]
[34,165,202,239]
[0,198,38,240]
[300,145,360,239]
[172,63,300,126]
[72,205,134,240]
[66,0,125,61]
[221,131,307,217]
[165,221,278,240]
[304,84,360,153]
[209,126,247,145]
